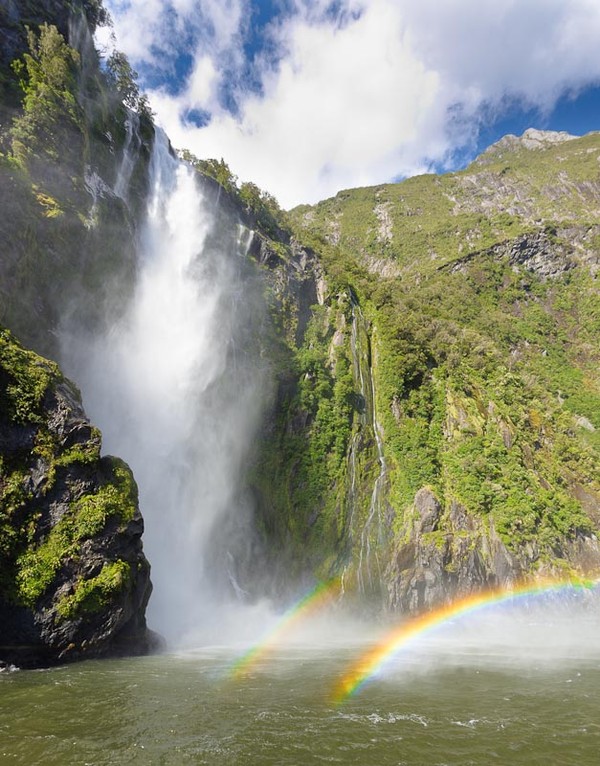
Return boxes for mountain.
[0,0,599,666]
[251,127,600,610]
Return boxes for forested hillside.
[250,129,600,610]
[1,0,600,670]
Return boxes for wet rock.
[0,329,153,668]
[413,488,442,534]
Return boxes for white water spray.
[113,110,140,201]
[62,129,266,643]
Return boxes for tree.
[11,24,82,162]
[106,50,153,119]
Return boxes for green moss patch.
[0,327,60,424]
[56,559,131,620]
[15,458,137,606]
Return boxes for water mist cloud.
[61,129,268,644]
[99,0,600,207]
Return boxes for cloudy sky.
[98,0,600,208]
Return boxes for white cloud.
[186,55,220,108]
[101,0,600,207]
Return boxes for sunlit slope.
[290,130,600,278]
[256,130,600,608]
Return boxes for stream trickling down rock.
[346,300,387,599]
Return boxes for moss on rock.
[0,327,152,667]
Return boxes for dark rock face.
[448,231,574,279]
[386,487,600,615]
[0,0,103,75]
[0,328,153,668]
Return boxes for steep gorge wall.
[251,133,600,612]
[0,2,153,357]
[0,0,157,665]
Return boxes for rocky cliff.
[0,327,153,667]
[0,1,153,358]
[249,130,600,612]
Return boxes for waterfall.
[113,110,140,201]
[348,301,387,596]
[61,129,267,643]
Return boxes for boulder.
[0,327,154,667]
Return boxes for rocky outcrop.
[476,129,579,164]
[0,328,153,668]
[447,230,575,279]
[386,487,600,614]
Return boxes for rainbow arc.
[332,577,598,703]
[230,579,340,679]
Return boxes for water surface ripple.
[2,638,599,765]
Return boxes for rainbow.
[230,579,339,679]
[332,577,597,703]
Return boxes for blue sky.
[98,0,600,208]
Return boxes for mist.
[61,128,268,643]
[363,592,600,692]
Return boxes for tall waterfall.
[61,129,267,643]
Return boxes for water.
[2,612,600,765]
[113,110,140,201]
[61,129,267,643]
[348,302,387,597]
[3,602,600,764]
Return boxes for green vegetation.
[56,559,131,620]
[10,23,81,164]
[178,149,288,236]
[178,150,238,194]
[105,50,153,120]
[268,132,600,581]
[0,326,60,423]
[251,297,357,575]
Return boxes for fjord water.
[2,606,600,765]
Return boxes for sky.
[97,0,600,209]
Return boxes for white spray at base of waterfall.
[61,129,266,644]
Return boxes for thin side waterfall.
[61,129,267,644]
[113,110,140,200]
[236,224,255,257]
[348,302,387,596]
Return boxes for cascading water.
[113,110,140,201]
[61,129,267,644]
[348,301,387,596]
